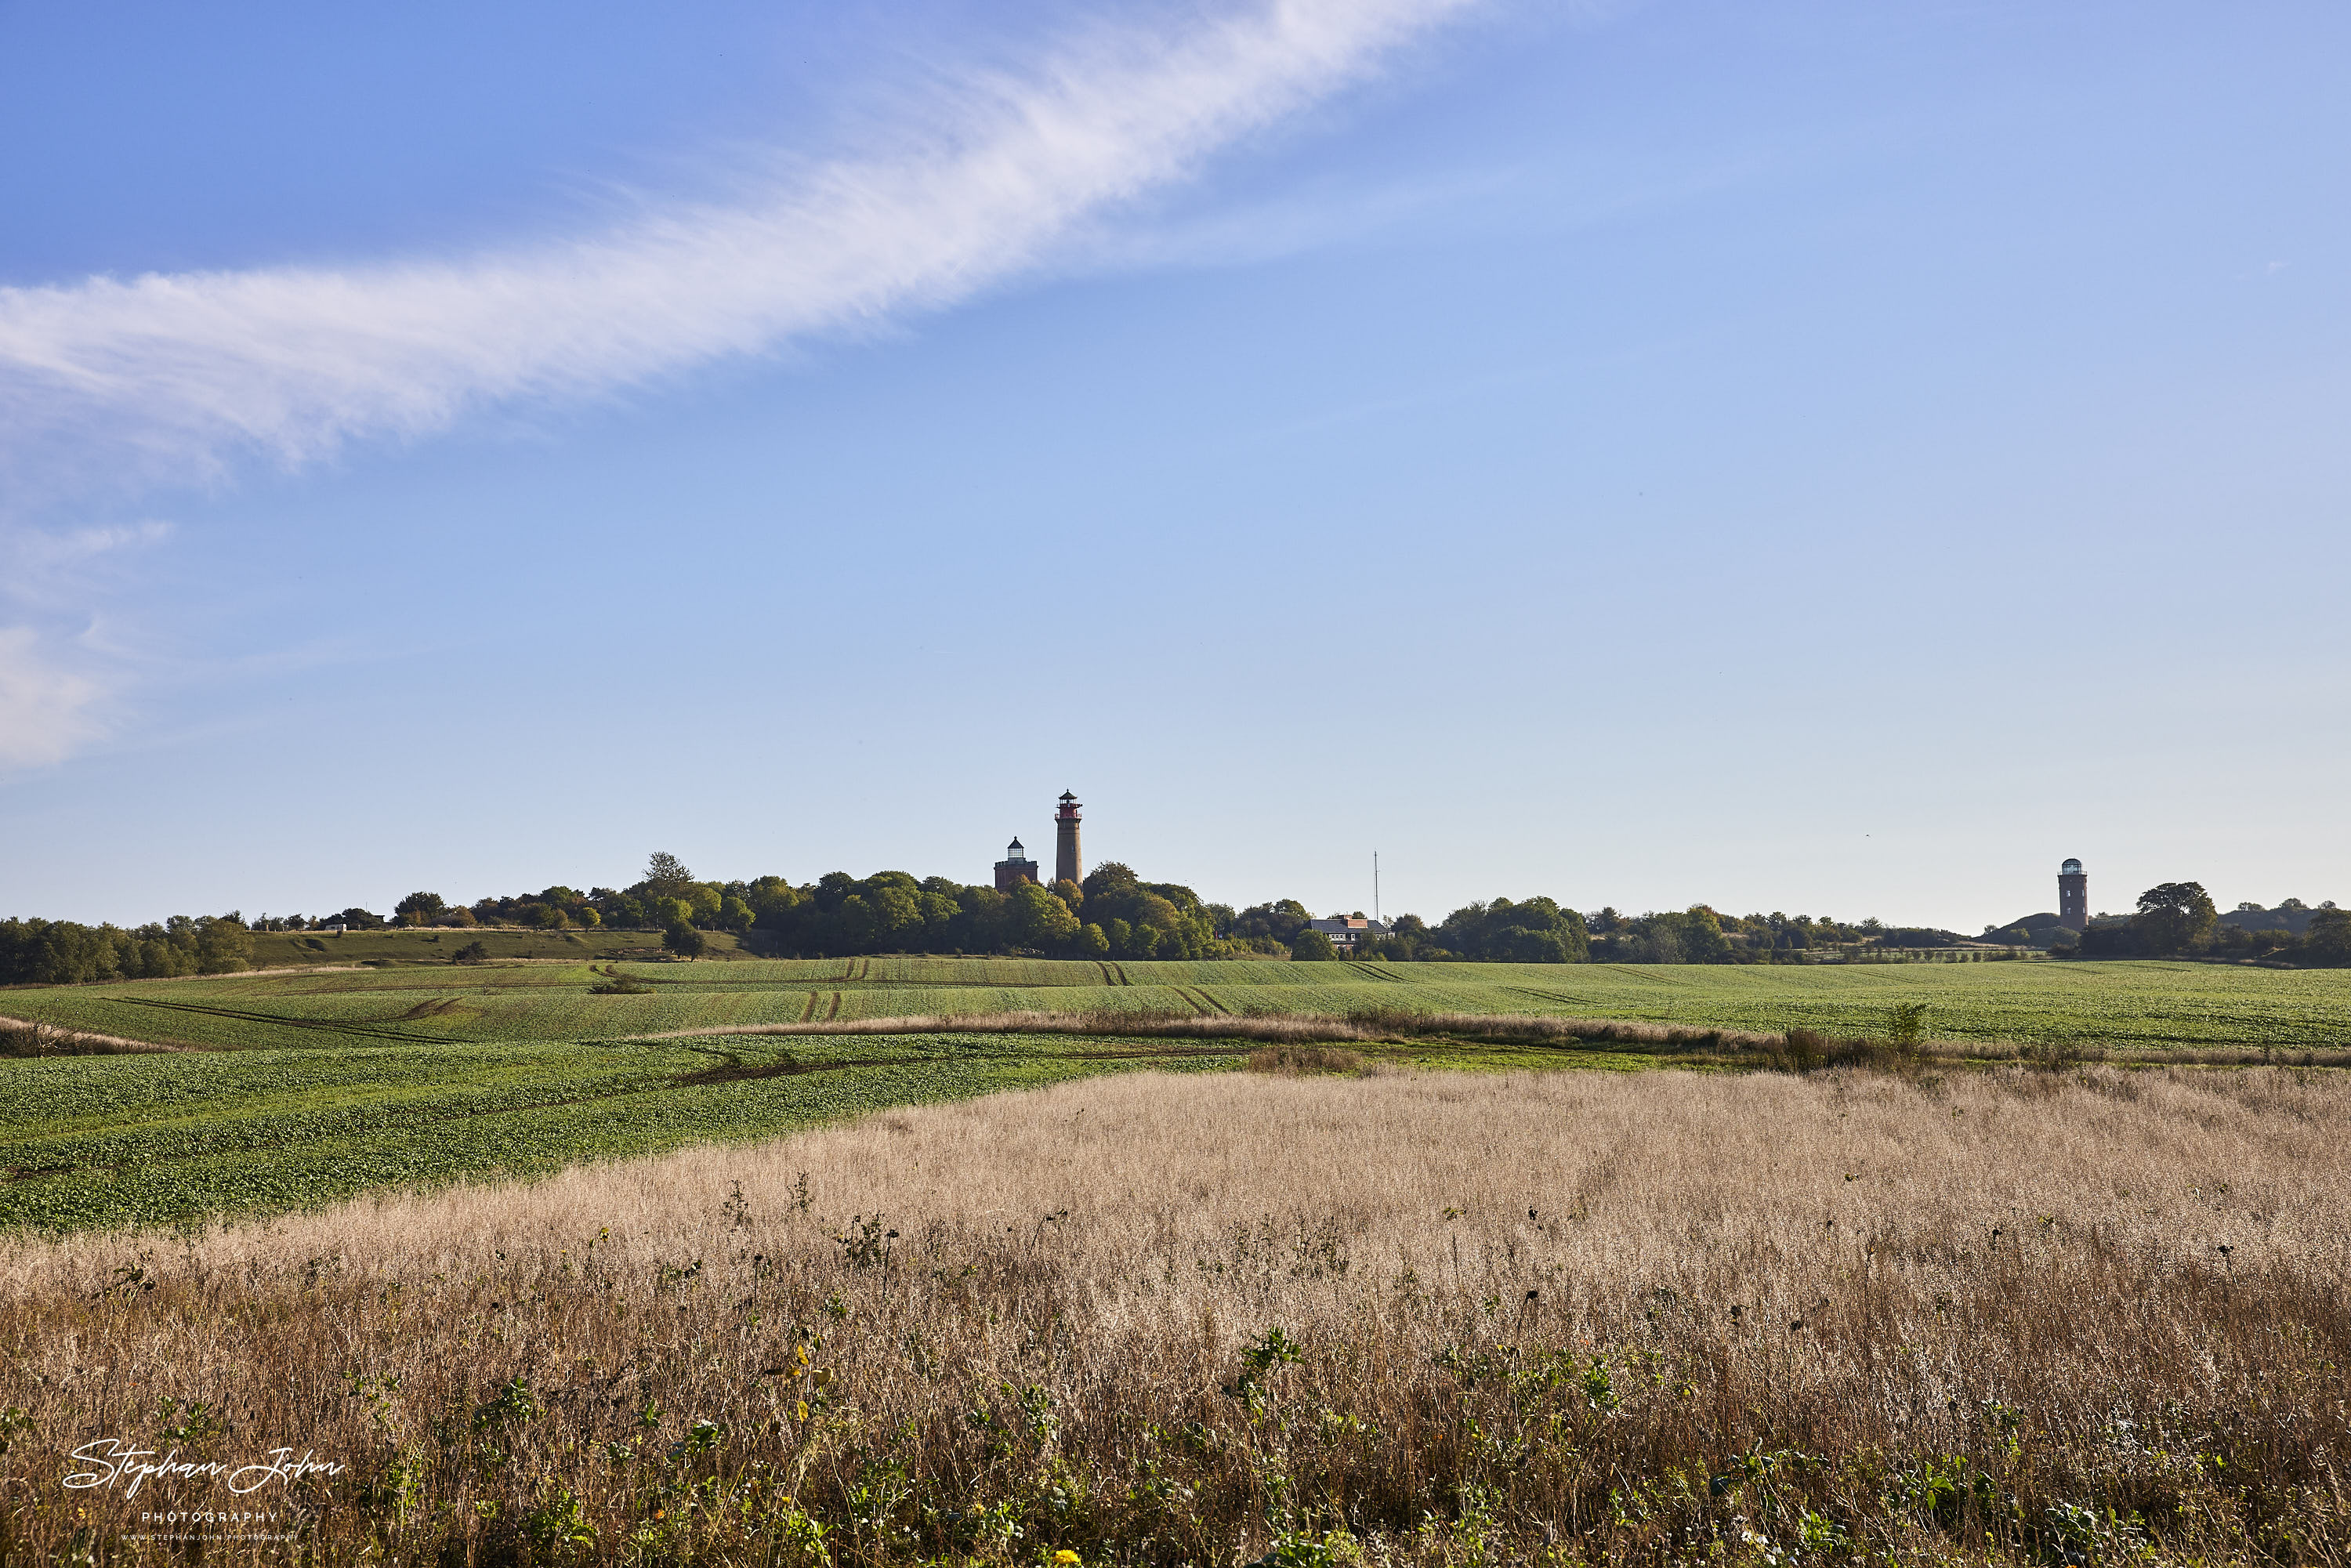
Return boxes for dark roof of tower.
[2061,858,2083,875]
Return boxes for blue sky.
[2,0,2346,933]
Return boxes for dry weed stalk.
[1,1066,2346,1565]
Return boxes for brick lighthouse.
[1054,791,1083,887]
[2058,857,2088,929]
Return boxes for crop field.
[6,952,2348,1054]
[0,1031,1244,1232]
[4,954,2343,1233]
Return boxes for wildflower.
[1055,1553,1083,1565]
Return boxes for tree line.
[2074,882,2351,965]
[0,915,254,986]
[8,857,2345,985]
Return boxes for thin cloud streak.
[0,628,103,769]
[0,0,1476,492]
[0,523,172,770]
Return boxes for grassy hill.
[236,925,755,969]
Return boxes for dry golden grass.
[2,1065,2346,1565]
[0,1015,180,1056]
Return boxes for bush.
[1291,930,1339,961]
[451,941,490,965]
[663,923,708,959]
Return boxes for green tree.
[1291,929,1339,961]
[865,885,925,949]
[917,892,960,947]
[2304,907,2351,967]
[1008,882,1079,951]
[2133,882,2218,954]
[1077,922,1110,958]
[393,891,446,927]
[194,916,252,975]
[1081,862,1140,900]
[662,922,708,959]
[644,853,693,896]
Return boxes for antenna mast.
[1374,851,1380,924]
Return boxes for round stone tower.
[1054,791,1083,887]
[2058,858,2088,929]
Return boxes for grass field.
[4,954,2344,1233]
[2,1066,2342,1564]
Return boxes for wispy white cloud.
[0,627,104,769]
[0,520,173,588]
[0,0,1477,494]
[0,523,171,768]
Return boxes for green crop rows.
[0,1033,1233,1233]
[9,955,2348,1054]
[5,954,2345,1233]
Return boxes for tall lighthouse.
[1054,791,1083,887]
[2058,858,2088,929]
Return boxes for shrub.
[1291,930,1339,961]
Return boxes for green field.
[4,952,2345,1232]
[0,1030,1255,1232]
[7,949,2349,1053]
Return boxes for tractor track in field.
[1504,986,1603,1009]
[1352,963,1410,983]
[1112,962,1134,987]
[824,992,843,1022]
[798,992,820,1023]
[104,996,458,1045]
